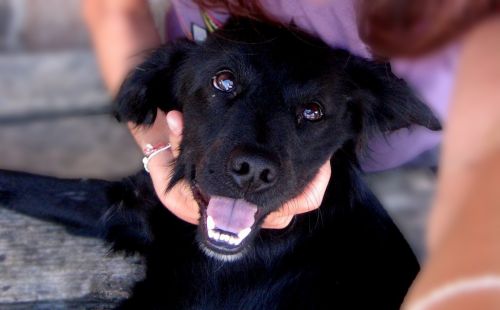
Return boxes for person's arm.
[82,0,200,224]
[82,0,161,94]
[403,15,500,310]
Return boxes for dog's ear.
[114,40,195,125]
[343,56,441,144]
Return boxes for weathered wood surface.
[0,208,144,309]
[0,50,146,309]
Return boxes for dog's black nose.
[228,149,279,192]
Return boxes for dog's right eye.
[296,102,324,123]
[212,70,236,92]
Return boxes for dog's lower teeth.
[207,229,244,246]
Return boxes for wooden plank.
[0,208,144,307]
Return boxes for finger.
[283,161,331,215]
[146,139,176,173]
[162,181,200,225]
[262,161,331,228]
[166,110,184,158]
[148,150,200,225]
[261,214,294,229]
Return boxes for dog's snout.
[228,150,279,192]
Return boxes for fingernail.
[166,112,182,136]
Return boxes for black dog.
[0,18,440,309]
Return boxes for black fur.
[0,18,441,309]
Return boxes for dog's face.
[116,19,440,261]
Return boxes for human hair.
[357,0,500,56]
[192,0,500,56]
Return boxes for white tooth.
[214,232,221,240]
[229,237,236,245]
[207,216,216,230]
[238,228,252,240]
[208,229,214,239]
[235,238,242,245]
[222,234,229,242]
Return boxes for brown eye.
[212,70,236,92]
[297,102,324,122]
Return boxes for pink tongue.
[206,196,258,234]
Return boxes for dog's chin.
[191,184,265,262]
[198,242,247,262]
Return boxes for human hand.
[146,111,332,229]
[145,111,200,225]
[262,161,331,229]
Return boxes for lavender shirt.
[167,0,459,171]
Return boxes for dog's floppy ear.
[114,40,195,125]
[344,56,441,144]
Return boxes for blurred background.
[0,0,436,308]
[0,0,171,179]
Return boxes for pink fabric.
[167,0,460,171]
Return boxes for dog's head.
[116,19,440,261]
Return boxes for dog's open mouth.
[191,184,262,260]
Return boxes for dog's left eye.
[212,70,236,92]
[297,102,324,123]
